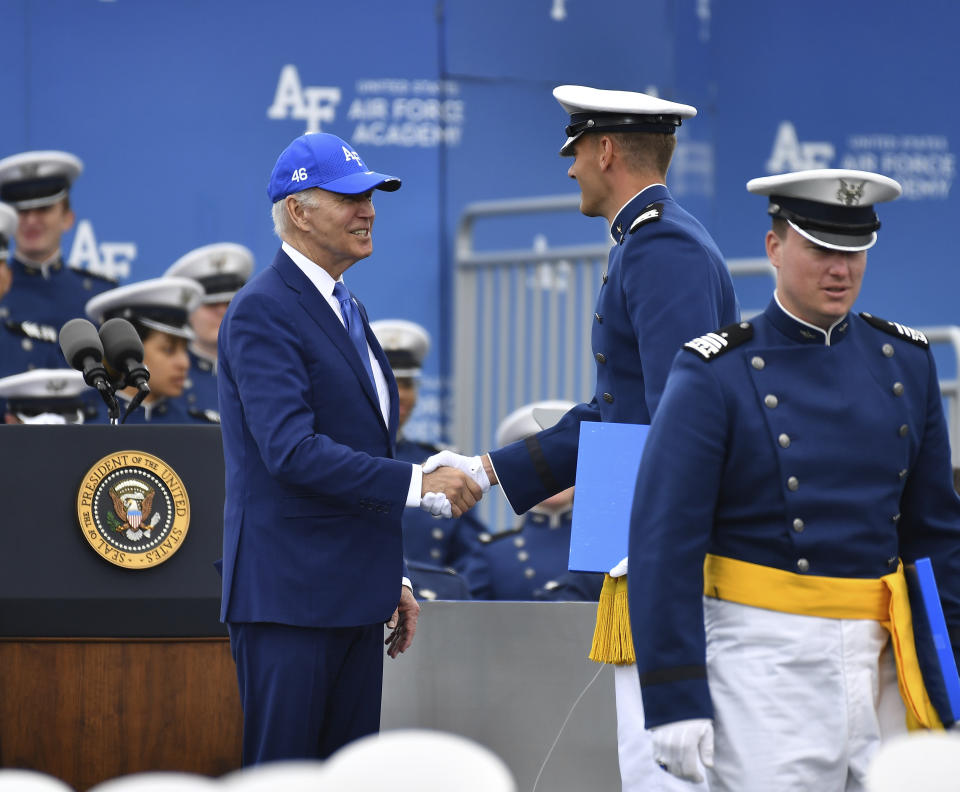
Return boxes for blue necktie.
[333,282,376,389]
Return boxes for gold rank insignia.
[76,451,190,569]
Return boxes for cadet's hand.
[651,718,714,783]
[385,585,420,659]
[422,450,492,493]
[421,467,482,517]
[419,491,452,519]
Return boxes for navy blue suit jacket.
[218,248,412,628]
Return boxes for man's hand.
[650,718,714,783]
[421,467,482,518]
[385,585,420,659]
[422,450,492,492]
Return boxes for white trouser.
[615,663,709,792]
[704,598,906,792]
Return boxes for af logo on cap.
[77,451,190,569]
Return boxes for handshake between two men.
[418,450,499,518]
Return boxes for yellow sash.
[704,553,943,731]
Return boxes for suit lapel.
[271,250,387,432]
[357,298,400,455]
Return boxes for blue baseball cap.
[267,133,401,202]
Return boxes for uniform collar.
[764,294,851,347]
[189,344,217,374]
[13,251,64,280]
[527,505,574,529]
[610,184,669,245]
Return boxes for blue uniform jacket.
[179,348,219,414]
[1,256,114,327]
[489,184,739,512]
[218,248,412,628]
[480,509,576,600]
[395,437,493,598]
[628,298,960,727]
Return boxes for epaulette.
[5,319,59,343]
[69,266,117,284]
[859,312,929,348]
[629,202,663,234]
[478,525,523,545]
[189,408,220,424]
[683,321,754,361]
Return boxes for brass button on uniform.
[524,568,536,579]
[892,382,904,396]
[751,356,765,370]
[514,536,526,547]
[517,550,529,562]
[602,272,608,283]
[764,394,779,409]
[792,518,804,533]
[603,392,614,403]
[432,528,444,540]
[778,433,791,448]
[430,548,442,560]
[898,424,909,437]
[898,468,908,480]
[595,352,607,364]
[797,558,810,573]
[892,513,901,523]
[882,344,894,358]
[787,476,799,491]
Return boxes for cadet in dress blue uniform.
[0,201,63,378]
[164,242,254,421]
[628,169,960,790]
[425,85,737,792]
[0,151,115,334]
[371,318,489,599]
[84,277,208,424]
[0,368,88,424]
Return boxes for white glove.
[609,556,628,578]
[650,719,714,783]
[422,450,491,493]
[419,491,452,519]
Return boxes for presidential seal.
[77,450,190,569]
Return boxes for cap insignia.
[837,178,866,206]
[45,378,68,394]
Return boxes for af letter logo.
[268,64,342,134]
[68,220,137,280]
[765,121,835,173]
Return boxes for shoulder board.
[68,266,117,284]
[859,313,929,348]
[683,321,754,361]
[478,525,522,544]
[5,319,59,343]
[189,408,221,424]
[628,202,663,234]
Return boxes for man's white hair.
[271,188,324,239]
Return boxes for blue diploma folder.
[568,422,649,573]
[905,558,960,726]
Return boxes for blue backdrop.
[1,0,955,439]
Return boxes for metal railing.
[453,194,960,532]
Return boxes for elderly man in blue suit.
[218,132,482,765]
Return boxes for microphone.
[99,318,150,390]
[59,318,120,422]
[98,318,151,423]
[60,318,111,391]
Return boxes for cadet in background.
[0,368,89,424]
[371,318,487,599]
[0,150,114,330]
[84,277,208,424]
[164,242,254,422]
[479,400,604,601]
